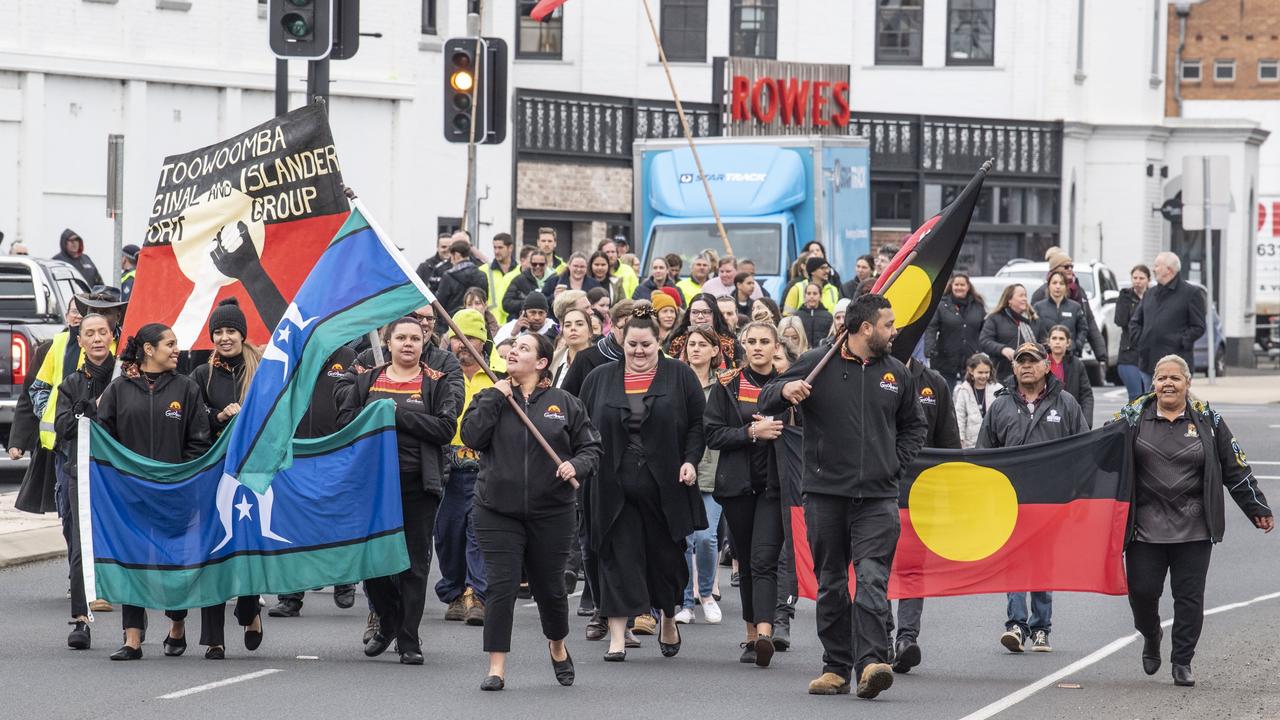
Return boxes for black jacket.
[631,276,683,303]
[924,294,985,382]
[96,371,212,463]
[54,229,103,287]
[758,347,927,499]
[1032,280,1105,360]
[705,368,780,499]
[416,255,450,295]
[12,339,55,513]
[1113,395,1272,544]
[296,346,357,439]
[334,361,463,496]
[906,361,962,450]
[1113,287,1143,366]
[1033,297,1089,357]
[1052,353,1094,427]
[979,309,1037,381]
[502,270,545,320]
[579,357,708,545]
[461,383,602,518]
[560,334,624,397]
[188,356,247,438]
[436,259,489,314]
[53,357,118,479]
[976,375,1087,449]
[794,306,833,347]
[1128,273,1207,374]
[542,273,603,300]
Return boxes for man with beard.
[759,294,926,700]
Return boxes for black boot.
[1141,629,1162,676]
[1172,663,1194,687]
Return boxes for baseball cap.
[1013,342,1047,362]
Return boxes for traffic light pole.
[307,59,330,105]
[275,59,289,116]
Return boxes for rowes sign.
[713,57,852,137]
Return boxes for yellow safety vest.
[676,277,704,305]
[613,264,639,300]
[484,262,515,324]
[451,368,495,447]
[783,279,839,314]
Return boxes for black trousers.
[366,489,440,655]
[1126,540,1212,665]
[475,504,574,653]
[121,606,187,631]
[598,460,688,619]
[804,494,899,680]
[719,491,783,625]
[199,597,261,647]
[889,598,924,642]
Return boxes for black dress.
[579,357,707,618]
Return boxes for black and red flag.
[793,424,1131,600]
[872,160,990,364]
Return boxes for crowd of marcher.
[10,228,1272,696]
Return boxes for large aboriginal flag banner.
[793,424,1130,600]
[873,161,989,364]
[124,103,348,351]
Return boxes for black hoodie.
[96,370,212,463]
[559,333,623,397]
[54,229,104,287]
[53,356,118,477]
[189,354,246,438]
[436,258,489,314]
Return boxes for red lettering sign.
[780,79,810,125]
[831,81,851,127]
[811,80,830,127]
[751,77,779,123]
[730,74,851,129]
[731,75,751,121]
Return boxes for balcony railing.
[515,89,720,162]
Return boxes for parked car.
[0,258,92,454]
[995,259,1121,386]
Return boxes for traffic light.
[269,0,335,60]
[443,37,508,145]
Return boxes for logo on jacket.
[544,404,565,421]
[1185,423,1198,438]
[165,401,183,420]
[408,392,423,405]
[1046,409,1062,423]
[919,386,936,405]
[880,372,899,393]
[326,362,346,378]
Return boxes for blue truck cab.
[634,136,870,301]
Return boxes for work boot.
[362,612,380,645]
[892,637,921,673]
[633,613,657,635]
[444,596,466,622]
[268,597,302,618]
[772,620,791,652]
[807,672,850,695]
[333,584,356,609]
[856,663,895,699]
[464,590,485,626]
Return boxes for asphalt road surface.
[1,390,1276,720]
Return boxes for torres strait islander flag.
[872,161,990,365]
[792,425,1131,600]
[124,103,349,351]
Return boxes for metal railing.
[515,89,721,162]
[852,112,1062,178]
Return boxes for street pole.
[306,58,330,105]
[275,59,289,116]
[106,134,125,287]
[461,9,482,243]
[1203,155,1216,384]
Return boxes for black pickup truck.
[0,258,91,461]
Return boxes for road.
[0,390,1276,720]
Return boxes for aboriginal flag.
[872,161,990,365]
[793,424,1130,600]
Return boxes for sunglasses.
[414,314,436,323]
[530,261,546,268]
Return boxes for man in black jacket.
[888,358,961,674]
[758,294,927,700]
[416,233,454,295]
[1129,252,1206,377]
[501,250,549,321]
[435,239,489,314]
[978,341,1087,655]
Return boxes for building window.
[660,0,708,62]
[1214,59,1235,82]
[1181,59,1202,82]
[1260,59,1279,82]
[730,0,778,59]
[516,0,563,59]
[875,0,923,65]
[873,182,916,226]
[421,0,437,35]
[947,0,995,65]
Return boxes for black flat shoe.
[1172,663,1194,687]
[754,636,775,668]
[333,585,356,609]
[162,634,186,657]
[550,643,575,686]
[205,646,225,660]
[67,621,91,650]
[1142,629,1162,676]
[110,645,142,661]
[244,623,263,651]
[658,624,681,658]
[480,675,504,691]
[399,650,424,665]
[603,650,626,662]
[364,631,392,657]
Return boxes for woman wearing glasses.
[665,293,742,369]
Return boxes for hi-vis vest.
[783,279,839,314]
[36,332,117,450]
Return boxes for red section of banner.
[792,500,1129,602]
[531,0,568,21]
[123,212,346,351]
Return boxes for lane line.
[525,590,582,608]
[1258,476,1280,480]
[1250,461,1280,465]
[157,669,282,700]
[956,590,1280,720]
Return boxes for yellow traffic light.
[450,69,474,93]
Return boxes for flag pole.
[639,0,733,259]
[431,300,579,489]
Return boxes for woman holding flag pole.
[460,333,602,691]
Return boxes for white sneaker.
[673,607,695,624]
[701,598,723,624]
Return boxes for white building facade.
[0,0,1266,362]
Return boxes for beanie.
[806,256,829,276]
[522,291,549,313]
[208,297,248,340]
[650,290,677,313]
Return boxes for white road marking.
[524,590,582,608]
[956,590,1280,720]
[1250,461,1280,465]
[1258,476,1280,480]
[1102,389,1127,400]
[1269,425,1280,429]
[157,669,282,700]
[296,655,320,660]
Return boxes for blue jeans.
[433,466,487,603]
[1117,363,1150,401]
[1006,591,1052,636]
[682,493,722,609]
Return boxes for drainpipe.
[1173,1,1199,116]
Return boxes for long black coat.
[1033,296,1089,357]
[579,357,708,547]
[979,308,1036,381]
[793,306,833,347]
[924,294,985,382]
[1128,273,1207,374]
[13,339,55,514]
[1113,287,1142,366]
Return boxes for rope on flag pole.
[431,300,579,490]
[639,0,734,259]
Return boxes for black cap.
[122,244,140,262]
